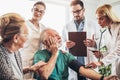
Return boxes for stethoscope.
[98,28,107,61]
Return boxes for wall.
[99,0,120,18]
[83,0,100,20]
[99,0,120,5]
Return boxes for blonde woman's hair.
[0,13,25,43]
[96,4,120,23]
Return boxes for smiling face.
[32,4,45,21]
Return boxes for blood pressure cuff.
[68,60,85,73]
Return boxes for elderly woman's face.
[16,24,28,49]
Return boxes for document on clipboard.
[68,32,87,56]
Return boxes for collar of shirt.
[100,27,107,33]
[74,18,85,32]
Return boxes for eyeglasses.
[33,8,45,14]
[72,8,83,14]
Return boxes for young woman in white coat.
[20,1,46,79]
[89,4,120,79]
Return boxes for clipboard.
[68,32,87,56]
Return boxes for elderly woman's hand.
[23,61,46,74]
[30,61,46,72]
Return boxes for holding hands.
[23,61,46,74]
[30,61,46,72]
[87,61,102,69]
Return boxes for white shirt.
[20,20,46,79]
[101,23,120,79]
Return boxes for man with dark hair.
[62,0,99,80]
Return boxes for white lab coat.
[101,22,120,79]
[94,27,117,76]
[62,19,99,80]
[20,20,46,79]
[62,19,99,64]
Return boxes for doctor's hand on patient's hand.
[87,61,102,69]
[66,40,76,49]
